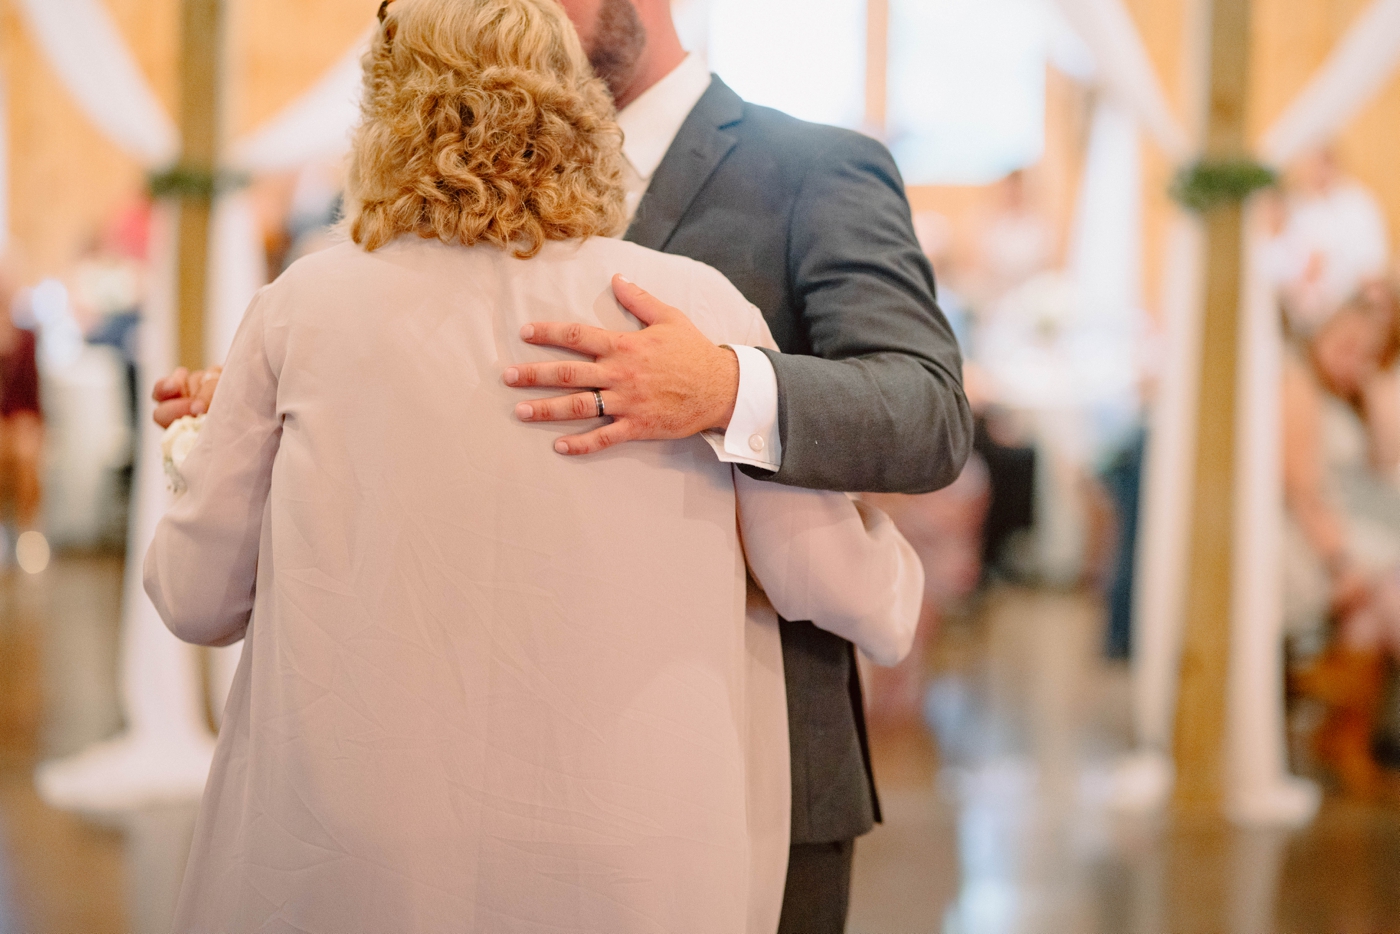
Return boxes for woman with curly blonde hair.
[344,0,626,253]
[144,0,920,931]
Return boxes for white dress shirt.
[616,54,782,472]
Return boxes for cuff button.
[748,434,766,453]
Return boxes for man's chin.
[586,0,645,103]
[590,59,637,103]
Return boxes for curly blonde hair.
[344,0,627,257]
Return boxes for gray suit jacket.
[626,77,973,844]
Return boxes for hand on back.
[506,274,740,455]
[148,278,740,454]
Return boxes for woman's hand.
[152,366,222,428]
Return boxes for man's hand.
[152,366,222,428]
[506,275,740,455]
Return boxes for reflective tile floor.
[2,557,1400,932]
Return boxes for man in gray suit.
[507,1,972,929]
[153,0,971,927]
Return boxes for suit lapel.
[624,77,745,252]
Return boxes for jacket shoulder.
[731,102,896,174]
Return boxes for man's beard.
[586,0,646,102]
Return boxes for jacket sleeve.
[761,130,973,494]
[144,288,282,647]
[735,469,923,667]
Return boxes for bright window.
[886,0,1048,185]
[685,0,1053,185]
[704,0,867,130]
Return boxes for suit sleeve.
[144,288,282,647]
[761,132,973,493]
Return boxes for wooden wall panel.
[0,0,370,279]
[1250,0,1400,258]
[1,0,153,278]
[1340,72,1400,258]
[226,0,372,137]
[1125,0,1195,324]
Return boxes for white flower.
[161,414,205,494]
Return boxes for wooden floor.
[850,587,1400,934]
[1,557,1399,932]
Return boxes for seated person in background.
[1284,284,1400,798]
[1270,148,1391,339]
[144,1,920,930]
[0,268,42,538]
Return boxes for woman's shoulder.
[264,237,475,308]
[272,238,373,286]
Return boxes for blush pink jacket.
[146,235,921,934]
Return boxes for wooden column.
[1172,0,1252,810]
[174,0,226,371]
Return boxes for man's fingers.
[515,390,618,423]
[611,275,677,327]
[520,321,617,356]
[153,398,196,429]
[502,359,606,389]
[553,420,632,456]
[152,367,190,402]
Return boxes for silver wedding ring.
[592,389,605,418]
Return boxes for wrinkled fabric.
[145,236,919,934]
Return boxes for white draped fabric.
[230,35,369,175]
[1223,0,1400,825]
[205,196,268,381]
[13,0,177,167]
[1067,99,1142,317]
[1047,0,1190,159]
[113,206,209,750]
[1260,0,1400,164]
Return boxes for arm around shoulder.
[769,131,973,493]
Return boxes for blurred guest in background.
[1270,147,1390,339]
[1100,425,1146,660]
[863,462,990,723]
[1284,284,1400,798]
[79,203,149,434]
[0,269,42,538]
[967,169,1056,315]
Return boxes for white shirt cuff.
[700,344,781,471]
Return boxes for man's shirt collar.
[616,54,713,183]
